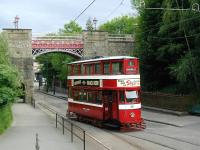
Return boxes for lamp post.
[93,17,97,30]
[13,15,20,29]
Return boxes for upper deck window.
[74,64,80,75]
[103,63,110,74]
[112,62,123,74]
[86,64,93,75]
[81,64,84,75]
[68,65,72,75]
[94,63,101,74]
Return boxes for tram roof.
[68,56,137,64]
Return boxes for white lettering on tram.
[117,79,140,87]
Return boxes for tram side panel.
[118,107,142,124]
[68,99,104,120]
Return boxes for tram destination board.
[73,79,101,87]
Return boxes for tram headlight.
[130,112,135,118]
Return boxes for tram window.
[83,92,87,101]
[96,91,102,104]
[112,62,123,74]
[81,64,84,75]
[88,92,94,103]
[73,91,79,101]
[86,64,93,75]
[125,91,138,103]
[103,63,110,74]
[79,91,83,101]
[68,65,72,75]
[119,91,125,103]
[74,65,79,75]
[94,63,101,74]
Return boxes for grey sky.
[0,0,137,34]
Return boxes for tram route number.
[117,79,140,87]
[73,79,100,86]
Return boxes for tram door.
[103,91,118,120]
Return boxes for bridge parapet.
[32,34,83,40]
[31,32,134,58]
[32,35,83,57]
[83,31,135,57]
[108,34,134,42]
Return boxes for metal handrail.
[37,102,111,150]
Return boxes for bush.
[0,104,13,134]
[0,32,22,134]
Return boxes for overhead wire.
[103,0,125,21]
[134,13,200,39]
[74,0,96,21]
[131,11,200,43]
[150,32,200,40]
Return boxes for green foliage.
[99,16,138,34]
[36,53,75,90]
[0,32,20,134]
[36,20,82,91]
[0,33,10,64]
[133,0,165,91]
[59,21,82,35]
[0,33,22,103]
[132,0,200,94]
[169,53,193,83]
[0,104,13,134]
[86,18,94,32]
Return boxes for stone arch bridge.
[3,28,134,103]
[32,36,84,58]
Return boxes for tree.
[0,33,22,103]
[132,0,200,94]
[0,32,22,134]
[36,20,81,91]
[99,16,138,34]
[36,53,75,91]
[59,21,82,35]
[86,18,94,31]
[132,0,165,91]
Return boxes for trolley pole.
[56,113,57,128]
[35,133,40,150]
[83,130,86,150]
[62,118,64,135]
[71,124,73,143]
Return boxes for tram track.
[35,91,200,150]
[36,93,172,150]
[143,130,200,147]
[113,129,200,150]
[108,131,175,150]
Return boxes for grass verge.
[0,103,13,134]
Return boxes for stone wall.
[83,31,134,57]
[141,92,198,112]
[107,35,134,56]
[3,29,33,103]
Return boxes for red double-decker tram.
[67,56,145,130]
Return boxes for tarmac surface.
[0,103,81,150]
[43,90,200,128]
[1,88,200,150]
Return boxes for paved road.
[33,89,200,150]
[0,103,81,150]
